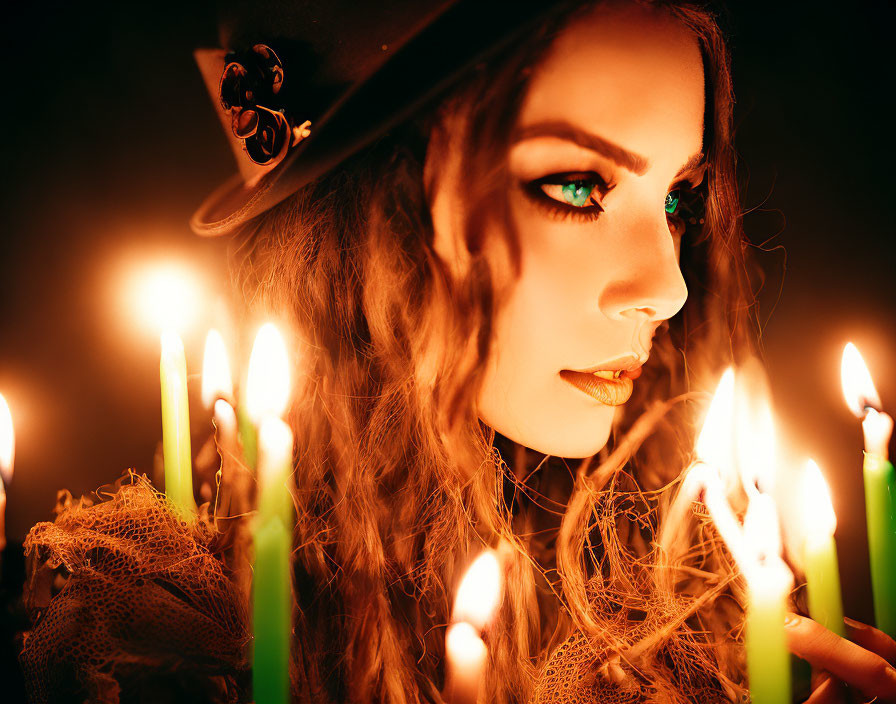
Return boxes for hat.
[191,0,565,236]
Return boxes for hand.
[784,613,896,703]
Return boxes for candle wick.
[862,400,883,416]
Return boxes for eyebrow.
[511,120,704,179]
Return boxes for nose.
[597,217,689,323]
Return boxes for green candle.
[746,569,792,704]
[862,437,896,637]
[743,496,792,704]
[801,460,845,637]
[160,330,195,514]
[236,403,258,469]
[253,416,294,704]
[841,343,896,637]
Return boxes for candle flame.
[160,329,185,366]
[0,393,14,485]
[453,550,502,631]
[202,329,233,408]
[862,408,893,460]
[701,471,748,566]
[743,493,783,567]
[213,398,238,436]
[132,263,202,335]
[445,621,487,667]
[258,416,294,484]
[246,323,291,422]
[841,342,881,418]
[801,459,836,539]
[695,368,736,479]
[735,391,777,495]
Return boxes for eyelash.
[523,171,704,231]
[523,171,610,222]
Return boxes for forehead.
[519,3,705,160]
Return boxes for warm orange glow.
[841,342,881,418]
[246,323,291,423]
[801,459,836,540]
[695,368,736,478]
[453,550,502,631]
[0,393,13,485]
[130,262,203,335]
[202,329,233,408]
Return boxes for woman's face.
[429,3,705,457]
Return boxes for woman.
[193,0,896,702]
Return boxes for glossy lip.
[559,369,634,406]
[559,354,647,406]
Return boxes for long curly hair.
[228,2,756,702]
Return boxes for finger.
[803,675,846,704]
[785,613,896,701]
[845,617,896,665]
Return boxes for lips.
[559,355,644,406]
[560,369,634,406]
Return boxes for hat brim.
[191,0,564,237]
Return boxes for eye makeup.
[517,160,708,230]
[520,170,612,222]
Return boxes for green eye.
[664,189,680,215]
[528,172,607,219]
[561,181,595,207]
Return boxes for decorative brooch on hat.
[217,44,311,168]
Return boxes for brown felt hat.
[191,0,566,236]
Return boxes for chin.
[483,405,615,459]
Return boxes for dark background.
[0,0,893,631]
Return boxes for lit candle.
[446,550,502,704]
[742,495,793,704]
[690,369,748,563]
[243,326,289,470]
[254,417,293,704]
[685,367,792,704]
[160,330,195,515]
[202,329,242,513]
[799,460,844,636]
[246,323,293,704]
[0,393,14,556]
[132,264,203,514]
[840,342,896,637]
[445,623,487,704]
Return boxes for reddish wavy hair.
[230,2,756,701]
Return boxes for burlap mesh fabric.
[529,487,746,704]
[19,473,251,704]
[16,432,745,703]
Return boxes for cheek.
[474,201,619,457]
[488,195,609,367]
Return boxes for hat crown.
[218,0,450,94]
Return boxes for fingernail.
[843,616,869,631]
[783,612,800,627]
